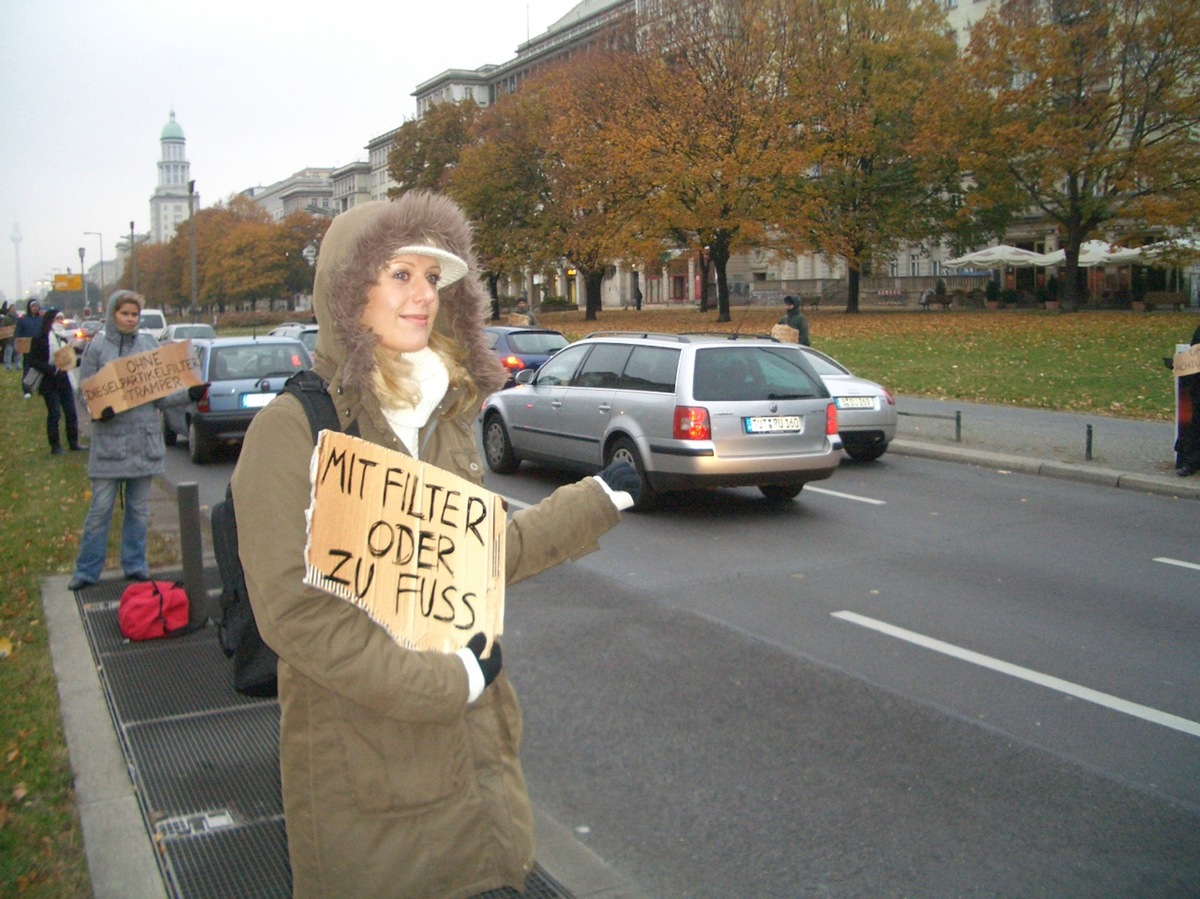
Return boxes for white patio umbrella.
[1037,239,1134,268]
[943,244,1051,270]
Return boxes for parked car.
[268,323,319,354]
[160,323,217,342]
[481,332,841,510]
[797,346,896,462]
[483,325,569,387]
[162,336,312,463]
[138,308,168,338]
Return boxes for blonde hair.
[371,331,477,418]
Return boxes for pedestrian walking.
[231,192,638,898]
[26,306,81,454]
[779,295,811,346]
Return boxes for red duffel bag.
[118,580,190,640]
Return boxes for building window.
[889,260,899,278]
[909,254,920,276]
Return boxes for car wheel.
[483,413,520,474]
[606,436,657,512]
[759,483,803,503]
[845,443,887,463]
[162,417,177,447]
[188,419,212,464]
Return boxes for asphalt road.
[158,416,1200,897]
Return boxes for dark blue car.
[484,325,569,387]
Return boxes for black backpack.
[212,370,354,697]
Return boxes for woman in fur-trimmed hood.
[232,192,635,898]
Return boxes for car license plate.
[241,392,276,409]
[744,415,803,434]
[835,396,874,410]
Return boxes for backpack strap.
[281,370,358,441]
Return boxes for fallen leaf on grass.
[0,636,12,660]
[12,782,28,802]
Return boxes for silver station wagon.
[481,332,842,510]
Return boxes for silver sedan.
[798,346,896,462]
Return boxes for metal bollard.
[177,482,211,628]
[1086,424,1093,461]
[954,410,962,443]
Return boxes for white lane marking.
[807,486,886,505]
[832,610,1200,739]
[1154,557,1200,572]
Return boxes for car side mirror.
[515,369,537,385]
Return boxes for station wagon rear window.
[691,347,822,403]
[209,345,308,381]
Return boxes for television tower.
[10,223,21,299]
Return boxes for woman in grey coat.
[67,291,198,590]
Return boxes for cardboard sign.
[303,430,506,654]
[508,313,533,326]
[80,340,202,419]
[0,326,14,340]
[1173,344,1200,378]
[15,337,31,354]
[770,323,799,344]
[54,345,76,370]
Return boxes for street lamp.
[85,231,104,305]
[188,181,198,310]
[130,220,137,292]
[78,247,86,312]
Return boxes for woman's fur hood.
[312,192,507,398]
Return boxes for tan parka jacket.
[231,195,620,898]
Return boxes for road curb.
[889,439,1200,500]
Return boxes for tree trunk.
[710,233,732,323]
[584,270,605,321]
[846,266,861,314]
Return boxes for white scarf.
[379,347,449,458]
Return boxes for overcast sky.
[0,0,561,305]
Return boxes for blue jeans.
[1,341,17,370]
[72,477,152,582]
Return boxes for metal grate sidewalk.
[74,569,571,899]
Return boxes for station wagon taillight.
[674,406,711,440]
[826,403,838,435]
[502,355,525,372]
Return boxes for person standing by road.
[0,302,18,371]
[16,299,43,396]
[26,306,81,454]
[67,291,201,590]
[779,295,811,346]
[1171,324,1200,477]
[232,192,638,898]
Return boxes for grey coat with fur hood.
[232,193,621,898]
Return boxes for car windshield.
[691,347,823,402]
[506,331,568,354]
[209,344,308,381]
[140,313,166,330]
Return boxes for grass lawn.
[0,306,1195,894]
[539,306,1195,421]
[0,373,173,897]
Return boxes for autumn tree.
[541,47,658,321]
[388,99,482,196]
[449,88,559,317]
[959,0,1200,309]
[631,0,801,321]
[780,0,962,313]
